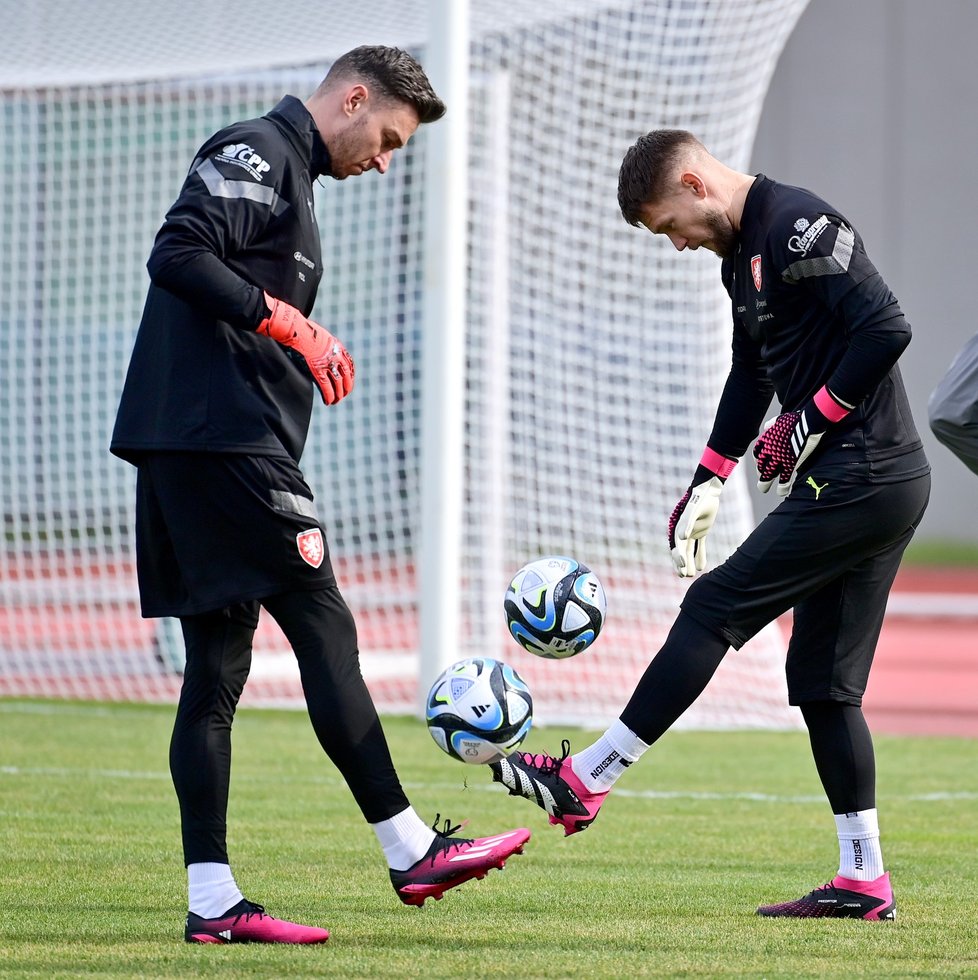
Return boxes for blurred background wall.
[751,0,977,544]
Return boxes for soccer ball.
[504,555,607,659]
[425,657,533,765]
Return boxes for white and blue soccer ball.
[425,657,533,765]
[504,555,607,659]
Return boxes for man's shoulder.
[194,113,292,185]
[751,179,850,263]
[757,178,823,224]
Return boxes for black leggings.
[618,612,875,814]
[619,611,730,745]
[800,701,876,814]
[169,587,410,865]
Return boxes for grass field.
[1,700,976,978]
[903,538,978,566]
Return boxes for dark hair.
[321,45,446,124]
[617,129,701,226]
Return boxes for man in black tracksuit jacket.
[486,130,929,923]
[111,46,530,944]
[113,96,324,467]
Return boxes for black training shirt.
[708,175,928,482]
[111,96,330,465]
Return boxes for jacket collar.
[267,95,332,179]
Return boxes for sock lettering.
[590,750,621,780]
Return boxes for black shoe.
[489,739,608,836]
[756,873,896,920]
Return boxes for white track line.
[886,592,978,618]
[1,764,975,804]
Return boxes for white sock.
[372,806,437,871]
[571,719,650,793]
[187,863,245,918]
[834,809,885,881]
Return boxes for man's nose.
[372,150,393,174]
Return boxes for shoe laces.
[532,738,573,777]
[232,901,267,923]
[426,813,472,863]
[791,882,837,904]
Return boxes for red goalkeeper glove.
[257,293,355,406]
[668,447,737,578]
[753,386,852,496]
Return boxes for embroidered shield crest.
[296,528,325,568]
[751,254,762,291]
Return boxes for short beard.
[705,208,737,259]
[327,112,369,179]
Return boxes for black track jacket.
[111,96,330,465]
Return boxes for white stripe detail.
[451,843,502,862]
[194,158,283,212]
[783,222,856,282]
[535,784,560,817]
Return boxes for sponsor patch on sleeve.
[213,143,272,182]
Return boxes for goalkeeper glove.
[668,447,737,578]
[753,385,852,496]
[257,293,355,406]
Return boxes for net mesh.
[1,0,808,728]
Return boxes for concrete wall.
[750,0,976,542]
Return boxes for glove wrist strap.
[813,384,852,423]
[700,446,738,480]
[257,292,296,345]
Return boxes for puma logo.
[806,476,828,500]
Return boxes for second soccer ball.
[425,657,533,764]
[504,555,607,659]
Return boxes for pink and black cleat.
[185,900,330,943]
[489,739,608,836]
[756,872,896,920]
[390,815,531,907]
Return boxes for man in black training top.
[488,130,929,921]
[111,46,529,945]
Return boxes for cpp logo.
[216,143,272,180]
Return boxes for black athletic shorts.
[134,452,335,617]
[681,470,931,705]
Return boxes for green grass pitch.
[1,699,976,978]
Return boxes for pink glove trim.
[813,385,851,423]
[700,447,737,479]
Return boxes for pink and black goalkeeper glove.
[668,447,737,578]
[257,293,355,406]
[753,386,852,496]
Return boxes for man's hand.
[257,294,355,406]
[669,475,724,577]
[753,386,852,496]
[668,448,737,578]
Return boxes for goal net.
[1,0,809,729]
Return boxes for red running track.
[0,560,974,736]
[859,567,978,738]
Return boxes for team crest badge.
[751,254,762,291]
[296,528,325,568]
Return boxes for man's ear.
[344,83,369,116]
[679,171,707,199]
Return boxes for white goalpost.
[0,0,810,729]
[419,0,471,712]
